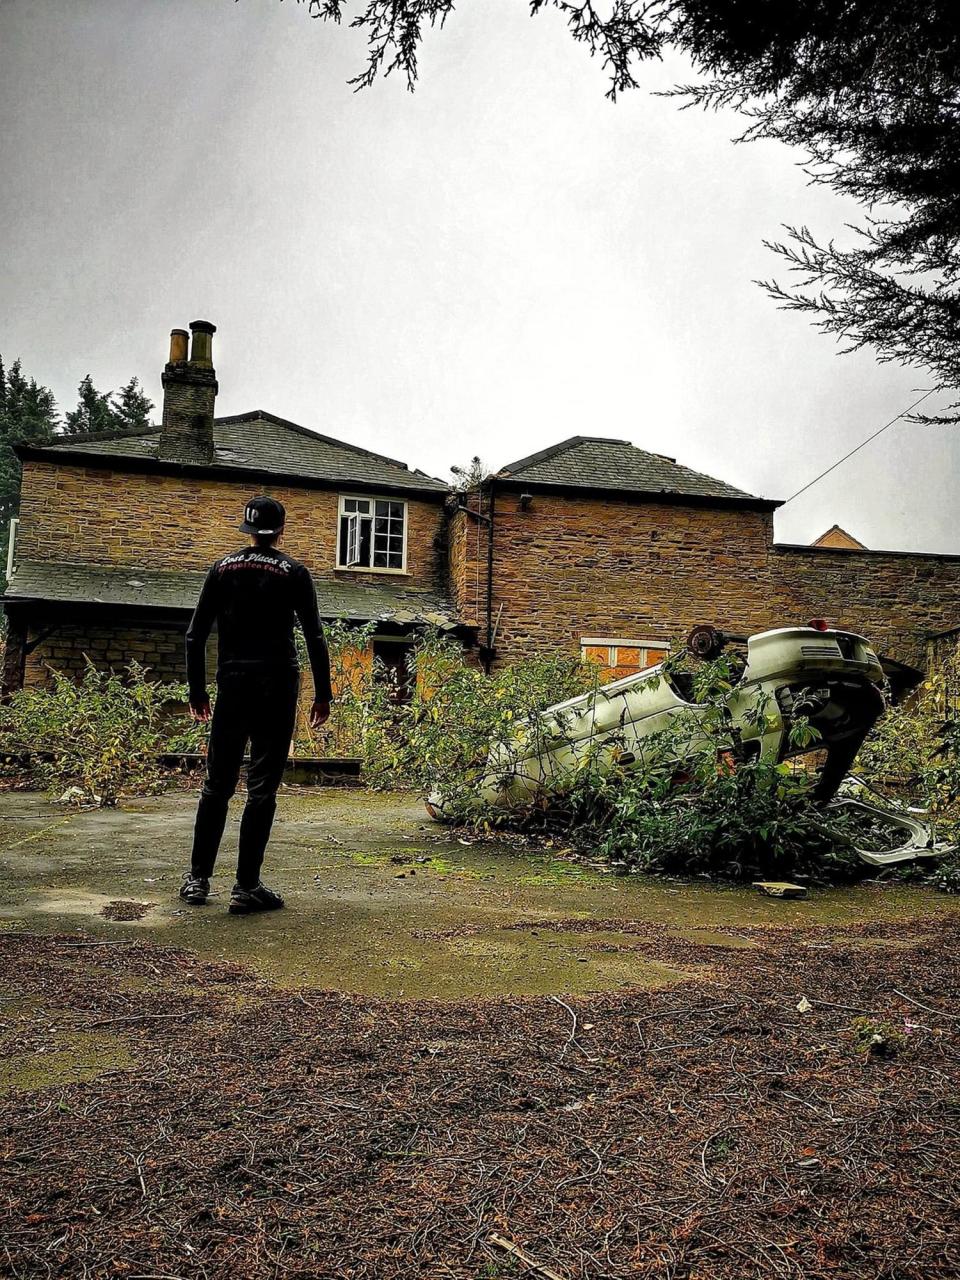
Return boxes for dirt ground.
[1,789,959,1278]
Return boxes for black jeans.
[190,670,300,889]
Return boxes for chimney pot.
[189,319,216,367]
[168,328,189,364]
[159,320,218,465]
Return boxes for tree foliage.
[303,0,960,414]
[111,376,154,432]
[62,374,154,437]
[670,2,960,420]
[0,356,59,530]
[449,455,490,492]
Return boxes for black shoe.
[179,874,210,905]
[228,882,284,915]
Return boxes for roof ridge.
[499,435,630,477]
[46,425,158,446]
[215,410,439,479]
[497,434,761,502]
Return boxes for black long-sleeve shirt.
[185,546,333,705]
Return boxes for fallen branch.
[487,1232,568,1280]
[547,994,598,1062]
[894,988,960,1021]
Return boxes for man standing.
[180,496,332,914]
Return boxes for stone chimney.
[158,320,218,464]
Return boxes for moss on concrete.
[0,789,956,999]
[0,1030,134,1095]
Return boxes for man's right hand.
[189,696,212,723]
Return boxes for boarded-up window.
[580,638,670,683]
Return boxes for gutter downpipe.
[484,479,496,675]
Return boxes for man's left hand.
[189,695,212,723]
[310,700,331,728]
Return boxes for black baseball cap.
[239,496,286,535]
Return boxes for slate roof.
[4,559,460,626]
[24,411,448,494]
[498,436,771,504]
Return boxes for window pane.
[372,548,389,567]
[582,645,609,667]
[614,646,644,670]
[348,513,364,566]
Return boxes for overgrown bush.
[853,648,960,888]
[295,624,596,792]
[321,639,839,880]
[0,660,190,805]
[3,628,956,890]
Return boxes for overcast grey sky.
[2,0,957,552]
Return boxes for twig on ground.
[488,1232,568,1280]
[547,994,598,1062]
[894,988,960,1020]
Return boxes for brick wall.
[450,489,960,670]
[447,497,486,628]
[771,546,960,668]
[14,462,960,687]
[23,623,190,688]
[455,490,778,665]
[17,461,446,592]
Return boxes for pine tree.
[111,376,154,431]
[63,374,116,436]
[0,356,59,583]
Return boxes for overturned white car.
[428,623,953,866]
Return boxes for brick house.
[451,437,960,678]
[2,323,462,695]
[4,321,960,695]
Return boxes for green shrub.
[853,653,960,890]
[0,660,187,805]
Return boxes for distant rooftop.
[811,524,868,551]
[20,411,448,495]
[497,436,774,506]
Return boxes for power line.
[779,388,936,507]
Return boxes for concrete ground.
[1,787,956,998]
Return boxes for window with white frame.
[337,496,407,571]
[580,637,670,678]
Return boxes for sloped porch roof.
[4,560,463,630]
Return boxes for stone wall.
[13,462,960,689]
[449,489,960,670]
[17,461,446,592]
[23,622,189,688]
[454,489,778,665]
[771,545,960,668]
